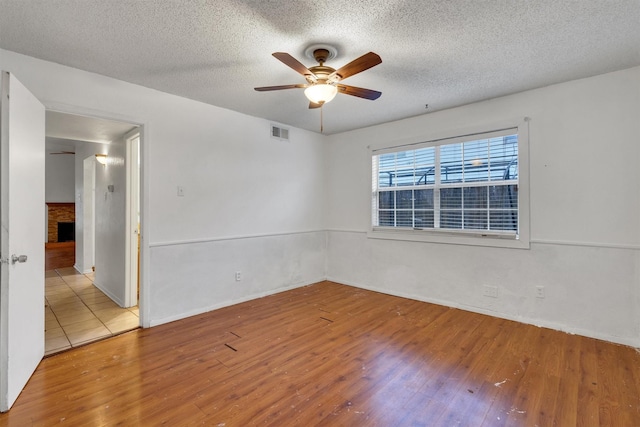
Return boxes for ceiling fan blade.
[272,52,317,82]
[254,84,307,92]
[329,52,382,81]
[309,101,324,109]
[337,84,382,100]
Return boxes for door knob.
[11,254,27,264]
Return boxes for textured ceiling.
[1,0,639,134]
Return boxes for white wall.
[45,152,74,202]
[72,140,127,304]
[74,142,106,273]
[325,66,640,347]
[1,48,327,326]
[93,137,127,304]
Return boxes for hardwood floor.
[1,281,638,426]
[45,241,75,270]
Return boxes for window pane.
[414,147,435,166]
[464,211,488,230]
[414,210,434,228]
[489,135,518,181]
[396,170,415,186]
[490,211,518,231]
[463,139,489,182]
[415,166,436,185]
[378,153,396,170]
[396,211,413,227]
[440,143,463,184]
[463,187,487,209]
[397,190,413,209]
[378,191,395,210]
[414,189,434,209]
[489,185,518,209]
[440,187,462,209]
[378,210,394,226]
[441,210,462,229]
[378,170,394,188]
[395,151,413,168]
[415,148,436,185]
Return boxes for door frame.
[45,102,149,327]
[124,129,140,308]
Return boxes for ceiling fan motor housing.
[313,49,330,64]
[306,65,335,84]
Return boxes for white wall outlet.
[177,186,185,197]
[483,285,498,298]
[235,271,242,281]
[535,286,545,298]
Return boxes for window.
[370,123,528,247]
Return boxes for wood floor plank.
[1,281,639,426]
[550,333,581,426]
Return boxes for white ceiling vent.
[271,124,289,141]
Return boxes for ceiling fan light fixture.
[304,83,338,104]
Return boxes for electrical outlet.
[535,286,545,298]
[235,271,242,281]
[177,186,185,197]
[483,285,498,298]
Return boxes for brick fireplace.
[47,203,75,243]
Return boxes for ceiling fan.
[254,46,382,109]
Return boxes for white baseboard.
[92,280,125,307]
[73,264,93,275]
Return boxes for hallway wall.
[45,150,74,203]
[74,142,107,274]
[93,136,127,305]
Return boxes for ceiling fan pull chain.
[321,105,324,133]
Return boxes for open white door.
[0,72,45,411]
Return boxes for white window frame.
[367,118,530,249]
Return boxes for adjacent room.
[0,0,639,425]
[44,113,142,354]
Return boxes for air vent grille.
[271,125,289,140]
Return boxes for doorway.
[43,111,143,355]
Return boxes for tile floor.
[45,267,139,355]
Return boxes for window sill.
[367,227,530,249]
